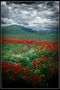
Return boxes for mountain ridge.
[2,25,58,34]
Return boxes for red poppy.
[42,55,49,62]
[38,76,42,81]
[29,72,37,78]
[22,67,24,70]
[45,57,49,62]
[33,76,38,81]
[42,64,45,67]
[23,77,28,81]
[20,68,25,74]
[2,63,9,73]
[39,66,42,69]
[32,58,40,67]
[42,55,46,59]
[8,76,12,81]
[8,76,15,81]
[10,63,15,68]
[15,64,19,70]
[2,63,7,69]
[32,74,42,83]
[13,69,18,75]
[29,73,35,77]
[5,69,9,73]
[25,68,30,73]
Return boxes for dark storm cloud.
[1,1,59,31]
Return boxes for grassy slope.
[2,25,58,41]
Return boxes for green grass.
[2,34,58,41]
[2,43,58,88]
[2,43,58,63]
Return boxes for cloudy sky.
[1,1,59,31]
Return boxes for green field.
[1,25,58,88]
[2,34,58,41]
[2,42,58,88]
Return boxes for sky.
[1,1,59,31]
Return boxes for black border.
[0,0,60,89]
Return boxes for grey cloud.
[1,1,59,31]
[1,2,9,18]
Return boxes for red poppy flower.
[32,58,40,67]
[32,74,41,83]
[2,63,7,69]
[38,76,42,81]
[13,69,18,75]
[29,73,34,77]
[42,64,45,67]
[39,66,42,69]
[10,63,15,68]
[42,55,46,59]
[21,68,24,71]
[29,72,37,78]
[23,77,28,81]
[42,55,49,62]
[20,68,25,74]
[15,64,19,70]
[2,63,9,73]
[8,76,15,81]
[25,68,30,73]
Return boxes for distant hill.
[2,25,58,34]
[38,29,58,34]
[2,25,37,34]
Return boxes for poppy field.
[1,38,59,88]
[1,0,59,88]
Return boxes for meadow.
[2,34,58,41]
[1,38,58,88]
